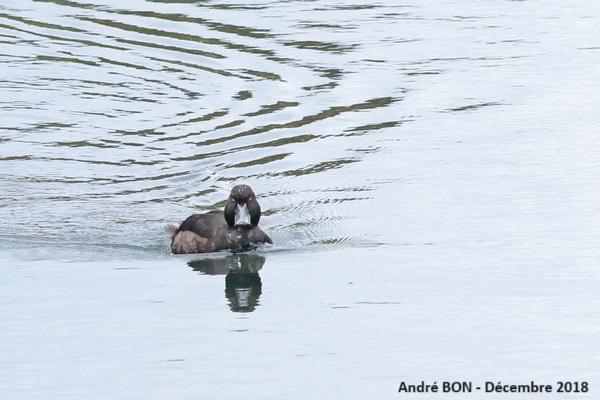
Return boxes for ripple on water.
[2,1,598,259]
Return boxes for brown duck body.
[169,185,272,254]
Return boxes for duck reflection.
[188,253,265,312]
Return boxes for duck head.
[224,185,262,228]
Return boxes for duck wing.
[176,210,226,240]
[248,227,273,245]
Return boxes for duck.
[168,184,272,254]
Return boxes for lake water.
[1,0,599,398]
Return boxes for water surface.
[1,0,599,398]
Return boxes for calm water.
[1,0,599,398]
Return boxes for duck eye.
[248,196,253,202]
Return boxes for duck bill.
[234,203,251,226]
